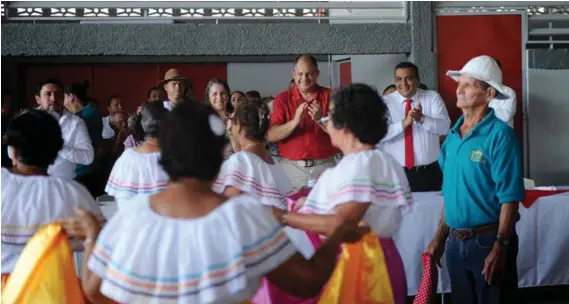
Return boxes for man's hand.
[293,102,309,125]
[411,103,424,122]
[308,101,322,122]
[426,237,446,267]
[403,109,414,129]
[482,243,506,285]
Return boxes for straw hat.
[156,69,191,88]
[446,55,510,99]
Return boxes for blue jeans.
[445,230,518,304]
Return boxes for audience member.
[147,86,161,103]
[379,62,450,192]
[428,55,524,304]
[246,90,262,102]
[157,69,192,111]
[64,81,103,195]
[102,95,124,139]
[35,78,94,180]
[2,89,14,169]
[230,90,247,109]
[267,55,338,189]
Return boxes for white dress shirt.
[101,116,115,139]
[163,100,174,111]
[489,85,516,128]
[378,89,451,167]
[48,111,94,180]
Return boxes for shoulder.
[273,90,292,105]
[419,89,444,102]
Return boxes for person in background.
[123,113,143,149]
[157,69,193,111]
[1,110,103,282]
[215,101,292,209]
[419,83,428,90]
[379,62,451,192]
[267,55,338,190]
[383,84,396,96]
[289,78,296,90]
[34,78,93,180]
[59,100,368,304]
[427,55,524,304]
[147,86,161,103]
[2,89,14,169]
[489,59,517,128]
[246,90,262,102]
[101,95,123,140]
[206,78,235,159]
[63,81,103,196]
[105,102,169,210]
[230,90,247,109]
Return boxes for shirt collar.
[291,85,323,102]
[450,108,497,135]
[396,89,421,103]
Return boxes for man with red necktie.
[378,62,451,191]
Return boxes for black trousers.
[404,161,443,192]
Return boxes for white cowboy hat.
[446,55,510,99]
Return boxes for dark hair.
[419,83,428,90]
[64,81,91,106]
[295,55,319,70]
[205,78,234,114]
[394,62,420,80]
[5,109,63,168]
[158,101,226,182]
[246,90,262,100]
[382,84,396,95]
[134,102,168,141]
[35,78,64,95]
[147,87,160,98]
[233,102,270,142]
[329,83,389,145]
[107,95,122,107]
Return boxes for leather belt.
[450,223,498,241]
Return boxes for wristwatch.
[495,236,510,247]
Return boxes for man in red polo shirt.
[267,55,338,189]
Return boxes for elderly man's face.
[164,80,185,100]
[456,75,495,109]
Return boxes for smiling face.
[395,67,419,98]
[208,83,229,113]
[293,57,319,93]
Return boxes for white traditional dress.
[213,151,293,209]
[1,168,104,274]
[88,194,305,304]
[105,148,168,209]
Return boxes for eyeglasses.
[319,116,331,125]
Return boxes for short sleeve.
[328,154,412,212]
[213,154,248,194]
[87,211,124,277]
[490,127,525,204]
[269,92,288,126]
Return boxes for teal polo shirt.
[439,109,525,229]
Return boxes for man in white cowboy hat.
[157,69,193,111]
[426,55,525,303]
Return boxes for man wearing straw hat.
[426,55,525,303]
[157,69,193,111]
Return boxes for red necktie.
[404,99,415,169]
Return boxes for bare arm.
[222,186,242,198]
[433,206,450,242]
[497,202,518,239]
[266,119,300,143]
[81,241,114,304]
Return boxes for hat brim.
[446,70,510,100]
[156,76,190,88]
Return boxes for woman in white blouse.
[1,110,103,281]
[59,100,368,304]
[272,84,413,304]
[105,102,169,210]
[214,101,293,209]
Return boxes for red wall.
[339,61,352,86]
[436,14,523,143]
[25,63,227,115]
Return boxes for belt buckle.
[304,159,315,168]
[454,229,472,241]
